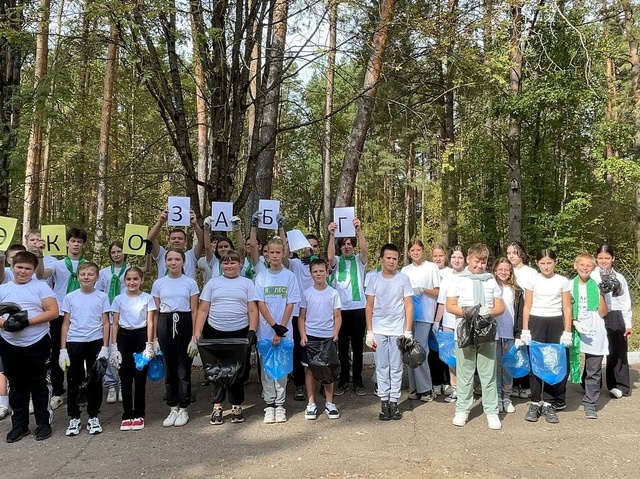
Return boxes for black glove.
[610,277,623,297]
[3,311,30,332]
[143,239,153,255]
[599,277,615,294]
[247,330,257,345]
[271,324,288,337]
[461,304,480,320]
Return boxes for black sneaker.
[230,405,244,423]
[584,407,598,419]
[525,403,541,422]
[294,386,305,401]
[6,426,30,443]
[334,383,349,396]
[420,391,436,403]
[353,382,366,396]
[34,424,52,441]
[379,400,391,421]
[553,401,566,411]
[389,402,402,420]
[210,406,224,425]
[542,404,559,424]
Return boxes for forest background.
[2,0,640,287]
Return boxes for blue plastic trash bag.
[256,338,294,380]
[147,355,165,382]
[134,352,150,371]
[436,330,456,368]
[501,344,530,378]
[428,329,439,352]
[412,295,423,321]
[529,340,567,385]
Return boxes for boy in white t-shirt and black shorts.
[298,258,342,420]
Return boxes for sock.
[0,395,8,408]
[308,402,316,408]
[325,402,334,409]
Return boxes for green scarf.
[571,277,600,318]
[458,269,494,305]
[65,257,86,293]
[108,264,127,304]
[337,255,361,301]
[244,260,254,280]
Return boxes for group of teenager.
[0,208,633,443]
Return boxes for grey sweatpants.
[260,353,287,406]
[374,334,403,401]
[408,322,433,394]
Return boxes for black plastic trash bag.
[306,339,341,384]
[77,357,108,407]
[473,313,497,345]
[396,337,427,368]
[457,316,473,348]
[0,302,22,316]
[198,338,250,388]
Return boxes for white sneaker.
[487,413,502,430]
[452,411,469,427]
[503,399,516,413]
[0,405,11,420]
[50,395,64,410]
[87,417,103,435]
[66,418,82,436]
[263,406,276,424]
[174,408,189,427]
[275,405,287,423]
[498,401,504,413]
[442,385,453,396]
[106,388,117,404]
[304,403,318,420]
[433,385,442,396]
[610,388,623,399]
[444,389,457,403]
[162,407,179,427]
[28,399,34,415]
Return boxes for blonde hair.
[574,252,596,267]
[467,243,490,261]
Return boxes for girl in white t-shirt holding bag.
[520,249,572,425]
[151,249,199,428]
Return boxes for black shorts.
[301,335,330,366]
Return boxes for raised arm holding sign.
[258,199,280,231]
[123,224,149,256]
[333,207,356,238]
[167,197,191,227]
[211,202,233,232]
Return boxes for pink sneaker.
[131,418,145,430]
[120,419,133,431]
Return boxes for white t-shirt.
[528,273,571,317]
[401,261,440,323]
[2,266,13,284]
[331,254,366,311]
[364,270,379,292]
[366,272,413,336]
[573,280,608,355]
[439,267,453,280]
[48,257,83,309]
[254,267,300,341]
[154,246,198,280]
[437,273,461,329]
[288,259,314,316]
[300,286,341,337]
[448,274,503,339]
[151,275,199,312]
[62,289,111,343]
[96,264,129,300]
[0,278,55,347]
[590,269,633,329]
[197,256,213,285]
[496,284,515,339]
[111,292,157,329]
[513,264,537,291]
[200,275,255,331]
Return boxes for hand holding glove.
[365,331,376,349]
[250,211,261,227]
[520,329,531,346]
[109,344,122,368]
[231,216,241,231]
[478,306,491,317]
[403,330,413,340]
[59,348,70,371]
[187,339,199,358]
[143,239,153,255]
[276,213,285,228]
[247,330,257,345]
[153,338,161,354]
[203,215,213,231]
[142,342,155,361]
[514,338,525,348]
[271,324,288,337]
[97,346,109,360]
[560,331,573,348]
[3,311,30,332]
[461,304,480,320]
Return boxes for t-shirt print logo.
[264,286,288,298]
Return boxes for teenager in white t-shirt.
[194,250,258,425]
[110,267,157,431]
[571,254,608,419]
[327,218,368,397]
[35,227,89,410]
[299,259,342,420]
[365,243,413,421]
[59,262,111,436]
[401,239,440,402]
[254,237,300,424]
[446,244,505,430]
[147,209,204,280]
[430,244,453,395]
[0,252,58,442]
[520,249,572,424]
[151,248,200,428]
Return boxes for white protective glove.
[153,338,161,354]
[514,338,525,348]
[97,346,109,360]
[413,287,423,296]
[560,331,573,348]
[478,306,491,317]
[520,330,531,346]
[59,348,70,371]
[231,215,241,231]
[276,213,285,228]
[572,320,594,336]
[403,330,413,340]
[109,344,122,368]
[187,339,199,358]
[203,215,212,231]
[365,331,376,349]
[142,342,155,361]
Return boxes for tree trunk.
[94,22,119,259]
[23,0,50,235]
[335,0,396,207]
[322,0,338,233]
